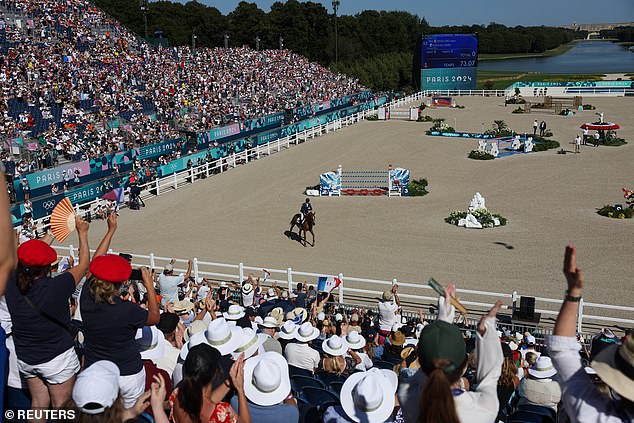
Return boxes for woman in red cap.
[5,215,91,416]
[80,252,160,410]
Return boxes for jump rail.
[52,245,634,335]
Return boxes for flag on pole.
[317,276,341,293]
[101,187,125,209]
[262,269,270,282]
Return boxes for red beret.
[17,240,57,267]
[90,254,132,283]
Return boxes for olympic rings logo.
[43,200,57,210]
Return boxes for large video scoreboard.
[420,33,478,91]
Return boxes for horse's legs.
[310,229,315,246]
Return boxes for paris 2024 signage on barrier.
[421,33,478,91]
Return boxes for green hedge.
[409,178,429,196]
[468,150,495,160]
[532,137,560,152]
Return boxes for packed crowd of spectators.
[0,0,363,182]
[0,178,631,423]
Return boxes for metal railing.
[51,242,634,336]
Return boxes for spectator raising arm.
[546,245,634,423]
[92,213,118,259]
[141,267,160,325]
[184,260,193,280]
[68,215,90,284]
[0,172,16,295]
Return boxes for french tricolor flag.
[317,276,341,293]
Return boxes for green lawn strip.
[479,41,577,61]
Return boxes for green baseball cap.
[418,320,466,374]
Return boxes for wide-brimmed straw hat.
[173,299,194,314]
[592,335,634,402]
[322,335,348,356]
[294,322,319,342]
[340,368,398,423]
[528,356,557,379]
[244,352,291,406]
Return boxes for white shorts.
[18,347,80,384]
[119,367,146,409]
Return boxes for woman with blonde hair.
[5,215,91,419]
[80,248,159,409]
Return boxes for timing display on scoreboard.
[420,33,478,91]
[421,34,478,69]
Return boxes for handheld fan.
[50,198,76,243]
[428,277,468,316]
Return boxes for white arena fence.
[52,245,634,338]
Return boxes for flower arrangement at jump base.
[445,193,507,229]
[596,188,634,219]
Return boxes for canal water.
[478,41,634,73]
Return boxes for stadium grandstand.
[1,0,633,422]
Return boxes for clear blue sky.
[187,0,634,26]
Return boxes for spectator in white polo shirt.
[158,259,192,306]
[284,322,320,373]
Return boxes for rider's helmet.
[305,198,310,203]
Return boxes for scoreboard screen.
[420,34,478,90]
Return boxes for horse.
[289,211,315,247]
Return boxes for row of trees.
[600,26,634,42]
[94,0,582,90]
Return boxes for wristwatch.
[564,290,582,302]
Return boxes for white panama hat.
[340,368,398,423]
[243,352,291,406]
[223,304,246,320]
[294,322,319,342]
[322,335,348,357]
[198,318,242,357]
[278,320,297,340]
[346,331,367,351]
[231,327,265,360]
[528,356,557,379]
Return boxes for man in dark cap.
[155,312,181,375]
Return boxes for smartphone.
[130,269,142,281]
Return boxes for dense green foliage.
[600,26,634,42]
[468,151,496,160]
[94,0,582,91]
[409,179,429,197]
[531,137,560,151]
